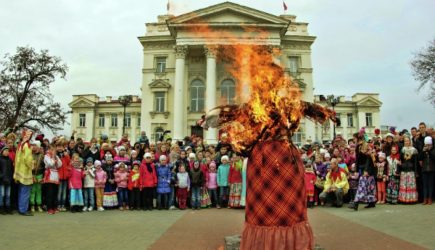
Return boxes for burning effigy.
[199,44,338,250]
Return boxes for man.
[138,131,150,149]
[13,129,34,216]
[319,158,349,207]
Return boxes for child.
[304,160,316,208]
[206,161,218,207]
[56,140,71,212]
[83,157,96,211]
[30,142,44,213]
[0,147,13,214]
[43,146,62,215]
[156,155,172,210]
[348,163,360,204]
[69,154,85,213]
[190,161,204,210]
[103,155,118,209]
[140,152,157,211]
[386,146,400,204]
[228,155,243,208]
[115,162,129,210]
[128,161,141,210]
[94,160,107,211]
[375,152,388,204]
[217,155,230,209]
[176,164,190,210]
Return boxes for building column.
[173,45,187,141]
[204,46,218,145]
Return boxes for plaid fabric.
[245,140,308,226]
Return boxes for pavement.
[0,204,433,250]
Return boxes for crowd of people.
[0,122,434,216]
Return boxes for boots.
[0,207,5,215]
[348,202,358,211]
[6,207,13,214]
[364,202,376,208]
[428,199,433,205]
[422,198,428,205]
[37,206,43,212]
[31,206,36,213]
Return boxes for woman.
[386,145,401,204]
[398,136,419,203]
[228,154,243,208]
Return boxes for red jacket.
[58,154,71,180]
[139,162,157,188]
[128,169,141,190]
[228,164,242,184]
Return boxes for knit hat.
[144,152,152,158]
[386,133,394,139]
[118,146,126,151]
[209,161,217,168]
[0,146,9,154]
[86,157,94,164]
[189,153,196,159]
[94,160,102,167]
[184,146,192,151]
[324,153,331,159]
[424,136,433,145]
[378,152,386,159]
[0,133,5,138]
[105,155,113,161]
[133,160,141,166]
[159,155,167,161]
[131,150,137,155]
[221,155,229,162]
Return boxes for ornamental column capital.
[204,45,219,58]
[174,45,188,59]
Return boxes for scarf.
[146,163,153,173]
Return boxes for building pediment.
[356,96,382,107]
[148,79,171,89]
[68,97,96,108]
[168,2,289,25]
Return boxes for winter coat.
[156,164,172,193]
[228,164,242,184]
[13,143,34,185]
[0,155,14,185]
[57,153,71,180]
[115,171,129,188]
[94,169,107,188]
[189,168,204,187]
[69,168,85,189]
[43,154,62,184]
[217,163,230,187]
[206,172,217,189]
[128,169,141,190]
[304,171,316,194]
[83,166,96,188]
[139,162,157,188]
[421,146,435,172]
[176,172,190,189]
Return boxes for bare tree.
[410,38,435,107]
[0,46,68,133]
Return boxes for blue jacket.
[217,163,230,187]
[156,164,172,193]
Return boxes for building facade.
[314,93,383,143]
[138,2,317,144]
[69,95,142,143]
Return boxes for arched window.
[190,79,205,112]
[221,79,236,105]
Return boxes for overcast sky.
[1,0,434,136]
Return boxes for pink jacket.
[115,171,128,188]
[69,168,84,189]
[95,169,107,188]
[206,172,217,189]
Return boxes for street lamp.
[326,95,340,140]
[118,95,133,135]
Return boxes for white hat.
[94,160,102,167]
[324,153,331,159]
[386,133,394,139]
[319,148,328,155]
[189,153,196,159]
[378,152,386,158]
[159,155,167,161]
[144,152,152,158]
[424,136,433,145]
[221,155,229,162]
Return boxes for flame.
[185,19,334,152]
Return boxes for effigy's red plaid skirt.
[241,140,313,250]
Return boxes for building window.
[221,79,236,105]
[137,113,141,127]
[154,127,164,142]
[292,132,302,146]
[98,114,105,128]
[111,114,118,127]
[79,114,86,127]
[124,113,131,128]
[366,113,373,127]
[347,113,354,127]
[190,79,205,112]
[155,57,166,73]
[155,92,165,112]
[288,56,299,75]
[336,113,342,127]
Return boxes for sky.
[0,0,434,136]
